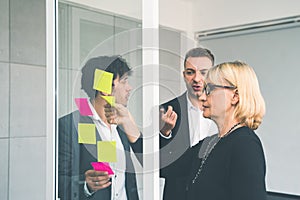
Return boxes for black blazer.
[160,92,198,200]
[58,111,139,200]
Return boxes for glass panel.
[57,2,189,199]
[115,16,143,129]
[158,2,200,200]
[159,27,184,103]
[57,2,144,199]
[71,7,114,70]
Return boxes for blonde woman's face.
[200,81,235,121]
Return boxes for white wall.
[0,0,47,199]
[66,0,193,35]
[159,0,193,37]
[192,0,300,31]
[67,0,142,19]
[67,0,300,41]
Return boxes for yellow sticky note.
[101,96,115,106]
[78,123,96,144]
[93,69,113,94]
[97,141,117,162]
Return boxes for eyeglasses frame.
[203,83,237,96]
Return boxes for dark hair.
[81,56,131,100]
[184,47,215,67]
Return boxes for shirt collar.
[186,92,198,111]
[87,100,118,129]
[87,100,108,126]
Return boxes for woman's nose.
[199,91,207,101]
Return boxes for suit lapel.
[78,115,132,171]
[176,92,190,147]
[76,114,101,161]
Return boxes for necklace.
[219,122,241,138]
[190,122,241,185]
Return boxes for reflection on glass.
[58,2,143,200]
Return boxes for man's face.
[112,73,132,106]
[183,56,213,99]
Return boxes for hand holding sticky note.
[93,69,113,94]
[91,162,114,175]
[97,141,117,162]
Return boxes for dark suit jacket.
[58,111,139,200]
[160,92,202,200]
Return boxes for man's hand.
[85,169,112,192]
[104,103,141,143]
[104,103,129,125]
[160,105,177,136]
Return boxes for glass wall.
[58,2,142,119]
[57,1,186,199]
[57,2,144,199]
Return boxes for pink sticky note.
[91,162,114,175]
[74,98,93,116]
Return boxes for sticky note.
[74,98,93,116]
[93,69,113,94]
[97,141,117,162]
[91,162,114,175]
[101,96,115,106]
[78,123,96,144]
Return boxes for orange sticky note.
[93,69,113,94]
[97,141,117,162]
[78,123,96,144]
[101,96,115,106]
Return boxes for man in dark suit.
[159,47,218,200]
[58,56,142,200]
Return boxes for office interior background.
[0,0,300,199]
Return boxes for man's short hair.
[184,47,215,67]
[81,55,131,100]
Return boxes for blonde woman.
[185,61,266,200]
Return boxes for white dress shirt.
[186,93,218,147]
[84,102,128,200]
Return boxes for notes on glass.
[97,141,117,162]
[93,69,113,94]
[101,96,115,106]
[74,98,93,116]
[78,123,96,144]
[91,162,114,175]
[77,69,117,162]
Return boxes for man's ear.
[231,89,239,105]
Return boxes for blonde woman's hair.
[206,61,266,130]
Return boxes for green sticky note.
[78,123,96,144]
[101,96,115,106]
[97,141,117,162]
[93,69,113,94]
